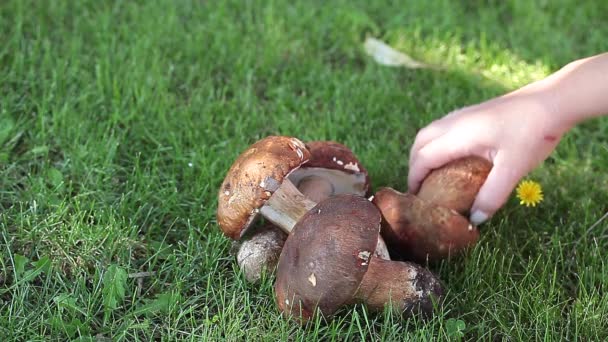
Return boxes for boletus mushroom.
[275,194,443,323]
[218,137,375,239]
[217,136,312,240]
[373,156,492,262]
[416,156,492,215]
[231,140,389,282]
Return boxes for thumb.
[469,154,525,225]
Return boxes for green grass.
[2,0,608,340]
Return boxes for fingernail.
[470,210,488,225]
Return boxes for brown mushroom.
[275,194,443,323]
[235,215,390,284]
[373,187,478,262]
[373,156,491,263]
[416,156,492,215]
[236,220,389,284]
[232,141,388,282]
[217,136,313,240]
[234,223,287,283]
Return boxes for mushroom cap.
[416,156,492,215]
[217,136,311,240]
[373,187,478,262]
[288,141,370,198]
[274,194,382,322]
[304,141,369,179]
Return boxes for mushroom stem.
[235,224,287,282]
[260,178,317,233]
[374,234,391,260]
[354,256,443,317]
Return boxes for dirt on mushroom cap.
[217,136,311,240]
[274,194,382,322]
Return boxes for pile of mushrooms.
[216,136,491,323]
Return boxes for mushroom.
[217,136,312,240]
[229,139,389,282]
[373,187,477,262]
[373,156,492,262]
[416,156,492,215]
[274,194,444,323]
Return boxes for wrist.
[535,80,577,134]
[539,53,608,127]
[507,77,575,135]
[541,61,585,129]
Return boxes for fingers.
[469,152,525,225]
[407,133,480,193]
[409,111,463,162]
[408,109,474,187]
[410,123,447,155]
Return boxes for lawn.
[2,0,608,340]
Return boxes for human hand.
[407,88,570,225]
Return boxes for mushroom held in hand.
[373,187,478,262]
[275,194,443,323]
[217,137,374,240]
[416,156,492,215]
[374,156,491,262]
[231,140,389,282]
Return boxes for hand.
[407,88,569,225]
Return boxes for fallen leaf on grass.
[364,37,428,68]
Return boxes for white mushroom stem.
[235,224,286,282]
[374,234,391,260]
[260,178,316,233]
[259,177,390,259]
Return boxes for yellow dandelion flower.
[516,180,543,207]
